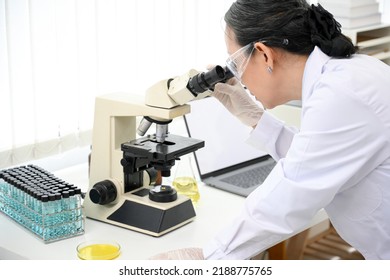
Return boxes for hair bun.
[308,4,349,56]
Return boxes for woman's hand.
[212,78,263,127]
[149,247,204,260]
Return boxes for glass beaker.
[172,155,200,205]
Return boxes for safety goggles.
[225,42,256,80]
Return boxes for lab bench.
[0,162,328,260]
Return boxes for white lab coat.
[203,47,390,260]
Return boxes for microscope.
[83,65,233,236]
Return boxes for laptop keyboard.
[221,162,276,189]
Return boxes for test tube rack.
[0,165,84,243]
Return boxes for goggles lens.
[225,42,255,80]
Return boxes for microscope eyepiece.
[187,65,233,96]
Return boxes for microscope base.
[84,188,196,237]
[106,199,196,236]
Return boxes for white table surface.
[0,163,328,260]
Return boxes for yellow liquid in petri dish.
[77,243,120,260]
[172,176,200,204]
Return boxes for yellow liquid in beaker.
[77,243,120,260]
[172,176,200,204]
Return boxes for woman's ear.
[254,42,274,72]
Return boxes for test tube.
[0,164,85,242]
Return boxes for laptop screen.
[184,97,269,178]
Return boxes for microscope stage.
[121,134,205,161]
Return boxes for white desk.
[0,163,328,260]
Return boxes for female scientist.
[152,0,390,260]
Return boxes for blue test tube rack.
[0,165,84,243]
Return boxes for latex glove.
[212,78,263,127]
[148,248,204,260]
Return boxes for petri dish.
[77,240,121,260]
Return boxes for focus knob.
[120,158,131,167]
[89,180,117,205]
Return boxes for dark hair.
[224,0,356,58]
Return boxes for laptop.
[184,97,276,197]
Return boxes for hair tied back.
[307,4,355,57]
